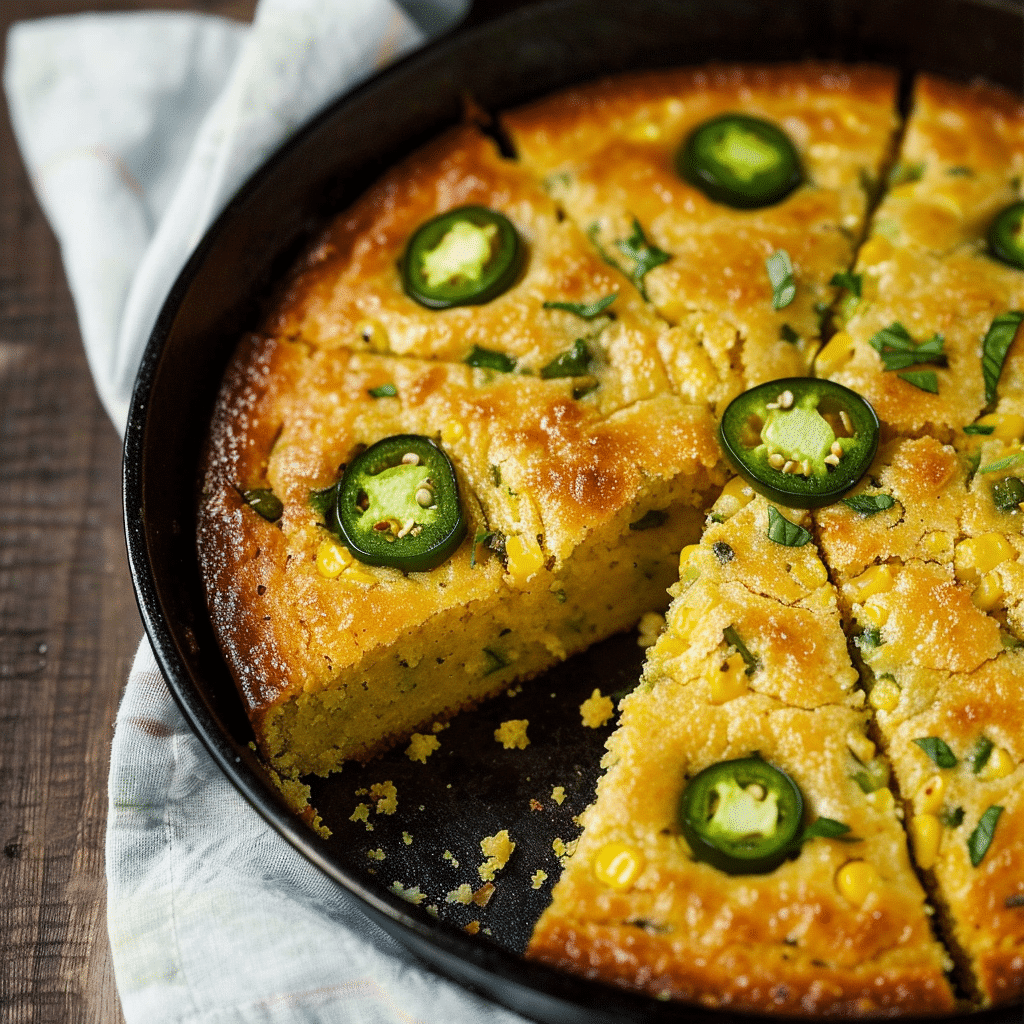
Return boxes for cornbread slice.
[820,76,1024,437]
[267,123,673,415]
[816,435,1023,1004]
[198,333,723,776]
[526,497,954,1014]
[503,64,899,412]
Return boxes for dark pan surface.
[124,1,1024,1020]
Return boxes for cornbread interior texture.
[197,64,1023,1014]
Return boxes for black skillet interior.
[123,1,1024,1021]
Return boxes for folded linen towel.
[5,3,535,1020]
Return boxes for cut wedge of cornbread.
[526,497,955,1014]
[820,76,1024,437]
[815,435,1023,1004]
[198,334,723,775]
[267,123,674,416]
[503,64,899,412]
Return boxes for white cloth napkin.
[5,4,535,1021]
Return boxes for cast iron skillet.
[124,1,1024,1021]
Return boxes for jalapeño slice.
[401,205,524,309]
[333,435,466,571]
[988,201,1024,270]
[679,758,804,875]
[719,378,880,508]
[677,114,802,209]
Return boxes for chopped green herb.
[946,166,973,177]
[963,423,996,435]
[980,452,1024,474]
[869,322,947,372]
[572,380,599,400]
[242,488,283,522]
[615,219,670,300]
[793,817,857,848]
[968,805,1004,866]
[765,249,796,310]
[913,736,958,769]
[779,323,800,344]
[851,758,889,793]
[543,292,617,318]
[940,806,965,828]
[993,476,1024,511]
[888,161,925,186]
[470,530,495,569]
[1002,633,1024,650]
[766,505,812,547]
[367,382,398,398]
[707,512,727,525]
[465,345,516,372]
[855,628,883,652]
[543,171,572,191]
[629,509,668,531]
[842,493,896,516]
[712,541,735,563]
[553,588,567,604]
[540,338,592,379]
[981,311,1024,405]
[723,625,759,676]
[308,483,339,520]
[969,736,994,774]
[490,464,501,487]
[898,370,939,393]
[830,270,862,297]
[482,647,510,675]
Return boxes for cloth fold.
[5,3,535,1020]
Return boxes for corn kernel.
[707,652,749,704]
[791,556,829,590]
[339,568,377,586]
[930,191,962,217]
[505,533,545,585]
[441,419,465,444]
[815,331,856,376]
[355,317,390,352]
[593,842,644,891]
[858,236,892,264]
[869,677,901,712]
[866,787,895,813]
[655,635,689,659]
[847,731,876,765]
[975,412,1024,442]
[909,813,941,870]
[678,544,702,571]
[955,533,1015,585]
[971,572,1004,612]
[915,775,946,815]
[668,589,712,638]
[316,538,353,579]
[627,121,661,141]
[978,746,1016,781]
[847,564,895,602]
[714,476,755,518]
[921,531,954,562]
[859,601,890,630]
[835,860,881,906]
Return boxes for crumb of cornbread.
[405,733,441,763]
[443,849,460,868]
[636,610,666,648]
[402,832,413,846]
[465,921,481,935]
[530,798,543,811]
[430,721,447,733]
[390,882,425,904]
[479,829,515,881]
[367,848,385,861]
[551,786,566,805]
[494,719,530,749]
[472,882,496,907]
[531,870,548,889]
[552,837,578,864]
[579,689,614,728]
[446,884,474,904]
[369,780,397,814]
[349,803,371,827]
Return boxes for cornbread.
[197,63,1023,1013]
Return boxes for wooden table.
[0,2,533,1020]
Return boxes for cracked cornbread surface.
[197,63,1022,1013]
